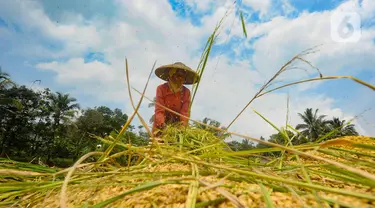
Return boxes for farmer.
[152,62,200,138]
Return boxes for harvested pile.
[0,128,374,208]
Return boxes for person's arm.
[180,88,191,126]
[153,85,166,132]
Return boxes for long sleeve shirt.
[152,83,191,134]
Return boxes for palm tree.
[0,69,19,111]
[240,139,254,150]
[296,108,329,142]
[327,117,358,138]
[48,92,80,128]
[46,92,80,162]
[0,69,16,92]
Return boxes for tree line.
[0,69,149,167]
[1,69,359,166]
[226,108,359,152]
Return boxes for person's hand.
[153,137,164,144]
[153,130,162,137]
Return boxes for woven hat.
[155,62,200,85]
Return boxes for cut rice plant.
[240,11,247,38]
[1,2,375,208]
[1,126,375,207]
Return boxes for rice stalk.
[330,147,375,159]
[91,181,170,208]
[284,185,309,208]
[190,33,214,112]
[125,58,155,142]
[286,124,309,144]
[133,87,375,182]
[225,46,323,131]
[190,4,233,112]
[254,108,335,206]
[0,158,59,173]
[60,152,104,208]
[257,76,375,99]
[353,143,375,151]
[0,176,93,203]
[222,144,317,156]
[321,196,357,208]
[97,58,154,163]
[259,183,275,208]
[307,168,374,188]
[317,148,375,169]
[185,163,199,208]
[0,169,49,176]
[91,178,192,208]
[195,197,227,208]
[240,11,247,38]
[172,156,375,201]
[323,165,375,187]
[199,179,246,208]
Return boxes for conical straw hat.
[155,62,200,85]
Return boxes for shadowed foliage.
[296,108,330,142]
[327,117,358,137]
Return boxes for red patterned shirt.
[152,83,191,134]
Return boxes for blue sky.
[1,0,374,138]
[288,0,347,12]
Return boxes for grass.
[1,2,375,208]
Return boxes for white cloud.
[226,2,375,86]
[185,0,215,11]
[243,0,271,16]
[36,58,117,83]
[0,1,104,57]
[3,0,374,140]
[278,0,297,16]
[361,0,375,20]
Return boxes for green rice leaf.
[240,11,247,38]
[352,143,375,151]
[253,109,282,134]
[330,147,375,159]
[259,183,275,208]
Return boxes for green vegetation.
[0,73,149,167]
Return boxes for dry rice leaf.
[0,169,47,176]
[199,179,246,208]
[320,139,355,148]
